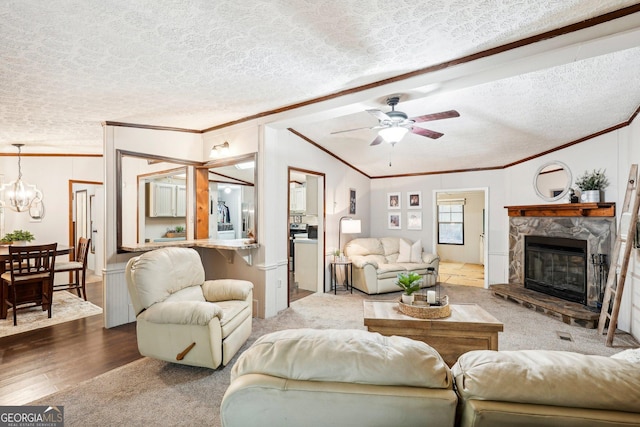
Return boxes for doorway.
[288,168,325,304]
[68,180,103,277]
[433,188,488,288]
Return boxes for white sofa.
[344,237,439,294]
[125,247,253,369]
[221,328,458,427]
[220,329,640,427]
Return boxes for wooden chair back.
[75,237,91,267]
[8,243,58,281]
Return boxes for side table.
[330,261,353,294]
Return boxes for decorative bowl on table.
[398,294,450,319]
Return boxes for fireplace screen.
[524,236,587,304]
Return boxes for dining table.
[0,244,72,319]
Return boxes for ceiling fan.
[331,96,460,146]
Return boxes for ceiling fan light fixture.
[378,126,409,143]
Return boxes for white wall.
[368,126,639,338]
[436,190,485,264]
[1,156,103,291]
[1,156,102,245]
[259,127,371,316]
[103,125,203,327]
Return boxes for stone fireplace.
[507,203,615,309]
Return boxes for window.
[438,204,464,244]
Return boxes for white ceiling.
[1,1,639,177]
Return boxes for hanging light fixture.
[1,144,43,212]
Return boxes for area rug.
[0,291,102,338]
[29,284,638,426]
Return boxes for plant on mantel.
[575,169,609,191]
[575,169,609,203]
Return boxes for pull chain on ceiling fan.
[331,96,460,146]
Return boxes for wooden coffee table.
[363,301,504,366]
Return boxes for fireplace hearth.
[524,235,587,305]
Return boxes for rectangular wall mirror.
[202,153,257,241]
[117,150,198,252]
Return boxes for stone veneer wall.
[509,216,615,308]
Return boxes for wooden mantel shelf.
[505,202,615,217]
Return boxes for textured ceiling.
[1,1,639,176]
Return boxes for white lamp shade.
[378,126,409,143]
[341,219,361,234]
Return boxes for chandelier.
[1,144,43,212]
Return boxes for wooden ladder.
[597,164,639,346]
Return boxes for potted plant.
[575,169,609,203]
[1,229,35,245]
[395,272,422,304]
[332,249,341,262]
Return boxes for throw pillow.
[397,239,422,263]
[397,239,411,263]
[410,239,422,263]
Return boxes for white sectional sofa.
[221,329,640,427]
[344,237,439,294]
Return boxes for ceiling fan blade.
[370,135,384,146]
[411,127,444,139]
[366,109,391,122]
[411,110,460,123]
[330,126,374,135]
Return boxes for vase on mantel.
[580,190,602,203]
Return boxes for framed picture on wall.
[349,188,356,215]
[388,212,401,230]
[387,192,401,209]
[407,211,422,230]
[407,191,422,209]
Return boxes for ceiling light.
[0,144,43,213]
[378,126,409,143]
[209,141,230,158]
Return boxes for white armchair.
[125,247,253,369]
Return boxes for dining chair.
[0,243,57,326]
[53,237,91,300]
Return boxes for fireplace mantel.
[505,202,615,218]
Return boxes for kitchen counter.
[293,238,317,244]
[121,238,260,266]
[121,238,259,252]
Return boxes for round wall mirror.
[533,161,572,202]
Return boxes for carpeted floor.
[0,290,102,338]
[30,284,638,426]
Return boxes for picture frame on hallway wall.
[388,212,401,230]
[407,211,422,230]
[349,188,356,215]
[408,191,422,209]
[387,192,401,209]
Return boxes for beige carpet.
[0,290,102,338]
[29,284,637,426]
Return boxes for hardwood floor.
[0,278,141,405]
[438,261,485,288]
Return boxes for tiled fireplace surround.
[508,214,615,309]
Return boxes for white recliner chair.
[125,247,253,369]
